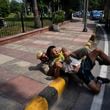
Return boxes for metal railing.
[0,15,52,38]
[0,17,35,38]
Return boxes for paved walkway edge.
[0,27,49,45]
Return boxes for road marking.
[90,24,109,110]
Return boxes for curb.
[0,27,49,45]
[24,77,68,110]
[0,21,70,45]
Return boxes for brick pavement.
[0,18,95,110]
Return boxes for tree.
[89,0,104,10]
[0,0,10,17]
[37,0,47,14]
[26,0,41,28]
[61,0,81,11]
[10,0,22,13]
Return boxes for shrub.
[65,9,75,20]
[52,10,65,24]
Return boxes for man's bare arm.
[53,61,63,78]
[62,47,77,58]
[46,61,62,78]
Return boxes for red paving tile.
[71,41,85,46]
[0,46,25,58]
[0,46,36,64]
[0,75,46,103]
[74,38,88,42]
[0,67,18,83]
[21,42,49,48]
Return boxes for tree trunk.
[33,0,41,28]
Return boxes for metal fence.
[0,17,52,38]
[0,15,36,38]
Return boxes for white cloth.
[62,56,81,73]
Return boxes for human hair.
[46,45,56,59]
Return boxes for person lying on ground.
[36,47,108,82]
[36,47,91,75]
[46,45,110,94]
[36,47,91,83]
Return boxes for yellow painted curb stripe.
[49,77,66,96]
[24,96,48,110]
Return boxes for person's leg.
[71,47,89,59]
[71,47,107,65]
[78,66,109,94]
[88,48,110,65]
[96,76,110,84]
[88,76,110,94]
[88,80,101,94]
[77,70,101,94]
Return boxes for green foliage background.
[0,0,10,17]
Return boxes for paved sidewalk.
[0,18,95,110]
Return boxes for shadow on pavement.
[28,63,54,81]
[0,82,28,104]
[51,78,94,110]
[28,63,42,71]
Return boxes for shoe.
[96,76,110,84]
[98,60,104,65]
